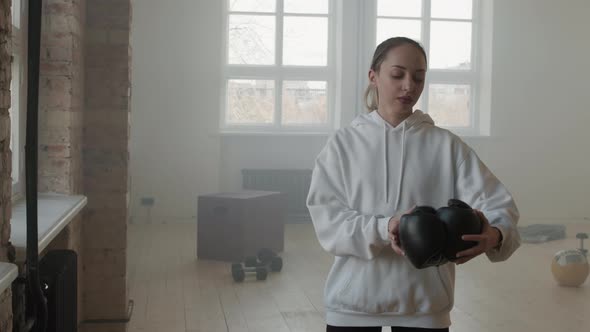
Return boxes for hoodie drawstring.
[384,121,406,210]
[383,124,389,203]
[394,122,407,211]
[361,110,433,210]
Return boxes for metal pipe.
[25,0,47,331]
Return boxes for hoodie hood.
[351,110,435,208]
[350,109,434,128]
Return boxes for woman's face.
[369,44,427,114]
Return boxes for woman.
[306,37,520,331]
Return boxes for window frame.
[360,0,489,136]
[220,0,337,134]
[10,0,27,202]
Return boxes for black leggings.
[327,325,449,332]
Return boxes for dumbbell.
[231,262,268,282]
[257,248,283,272]
[243,248,283,272]
[243,256,258,267]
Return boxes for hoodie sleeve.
[454,149,521,262]
[306,136,391,260]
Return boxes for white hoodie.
[307,110,520,328]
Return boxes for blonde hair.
[363,37,427,112]
[364,85,379,112]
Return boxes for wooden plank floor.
[127,222,590,332]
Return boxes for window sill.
[10,193,88,263]
[11,190,24,205]
[0,262,18,294]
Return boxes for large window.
[373,0,485,134]
[221,0,491,135]
[10,0,26,199]
[221,0,335,133]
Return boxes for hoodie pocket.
[326,254,453,315]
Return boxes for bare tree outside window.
[282,81,327,125]
[377,0,477,129]
[224,0,331,130]
[227,80,274,124]
[428,84,471,127]
[228,15,275,65]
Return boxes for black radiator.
[39,250,78,332]
[242,169,312,223]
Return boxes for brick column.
[39,0,85,194]
[0,0,14,331]
[37,0,86,323]
[82,1,131,330]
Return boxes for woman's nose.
[402,77,415,92]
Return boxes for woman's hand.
[388,206,416,256]
[388,215,405,256]
[454,210,502,265]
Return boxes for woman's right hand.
[388,206,416,256]
[388,216,404,256]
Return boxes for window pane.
[378,0,422,17]
[11,0,21,28]
[376,19,421,45]
[284,0,328,14]
[429,21,471,69]
[9,60,19,184]
[431,0,472,19]
[229,0,275,13]
[283,17,328,66]
[414,94,425,112]
[282,81,327,125]
[229,15,275,65]
[227,79,274,124]
[428,84,471,127]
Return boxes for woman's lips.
[398,96,413,104]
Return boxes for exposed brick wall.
[39,0,86,195]
[0,0,13,331]
[82,0,131,330]
[35,0,87,325]
[0,0,131,330]
[0,287,12,332]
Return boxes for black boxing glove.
[398,206,449,269]
[399,199,483,269]
[437,199,483,261]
